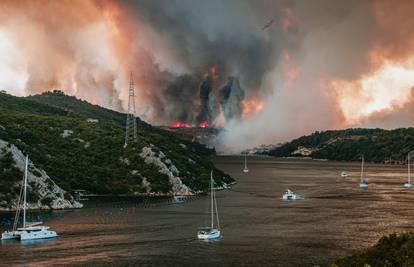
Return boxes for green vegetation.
[331,232,414,267]
[265,128,414,163]
[0,91,233,196]
[0,148,23,203]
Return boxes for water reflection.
[1,157,414,266]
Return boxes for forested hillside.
[264,128,414,163]
[331,232,414,267]
[0,91,233,196]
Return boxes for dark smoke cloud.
[220,77,245,121]
[118,0,283,123]
[162,74,201,123]
[3,0,414,152]
[195,75,213,124]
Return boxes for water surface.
[1,157,413,266]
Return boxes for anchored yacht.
[359,155,368,189]
[404,153,413,188]
[1,155,58,241]
[243,154,249,173]
[197,171,221,240]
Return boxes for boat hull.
[173,196,185,204]
[282,190,304,200]
[197,229,221,240]
[19,230,58,241]
[1,231,21,240]
[243,168,249,173]
[404,183,413,188]
[359,183,368,189]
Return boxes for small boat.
[173,195,185,204]
[243,153,249,173]
[341,171,348,177]
[282,189,304,200]
[73,190,89,201]
[197,170,221,240]
[404,153,413,188]
[359,155,368,189]
[1,155,58,241]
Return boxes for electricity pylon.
[124,72,137,147]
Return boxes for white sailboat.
[404,153,413,188]
[243,153,249,173]
[359,155,368,189]
[1,155,58,241]
[197,170,221,240]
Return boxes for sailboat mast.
[210,170,214,229]
[360,154,364,183]
[23,155,28,228]
[214,181,220,229]
[408,154,411,184]
[244,154,247,169]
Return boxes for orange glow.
[332,56,414,124]
[170,121,192,128]
[281,50,299,87]
[209,66,217,79]
[281,7,295,31]
[241,97,265,118]
[198,121,209,128]
[285,67,299,87]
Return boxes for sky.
[1,0,414,152]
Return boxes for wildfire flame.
[170,121,209,128]
[332,56,414,124]
[170,121,191,128]
[241,97,265,118]
[198,121,209,128]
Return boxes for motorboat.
[173,195,185,204]
[282,189,304,200]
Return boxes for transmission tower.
[124,72,137,147]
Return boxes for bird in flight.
[262,19,274,30]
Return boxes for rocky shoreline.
[0,139,83,211]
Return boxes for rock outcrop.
[140,146,193,195]
[0,139,83,211]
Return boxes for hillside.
[330,232,414,267]
[0,91,233,197]
[263,128,414,163]
[0,139,82,210]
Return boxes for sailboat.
[243,153,249,173]
[197,170,221,240]
[359,154,368,189]
[404,153,413,188]
[1,155,58,241]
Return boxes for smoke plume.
[2,0,414,152]
[220,77,245,122]
[195,75,213,124]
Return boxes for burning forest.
[2,0,414,152]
